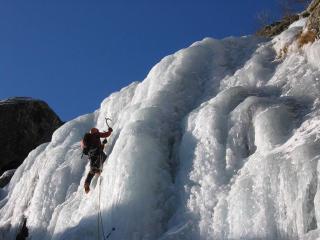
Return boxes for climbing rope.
[97,152,108,240]
[96,117,116,239]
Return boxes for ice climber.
[81,127,113,193]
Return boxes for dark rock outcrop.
[0,97,63,176]
[256,14,300,37]
[256,0,320,38]
[306,0,320,37]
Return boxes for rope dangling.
[96,117,116,239]
[97,153,108,240]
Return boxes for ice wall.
[1,19,320,240]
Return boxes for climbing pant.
[85,151,107,186]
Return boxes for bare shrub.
[298,30,317,47]
[279,0,312,16]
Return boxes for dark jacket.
[81,128,113,152]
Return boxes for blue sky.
[0,1,288,121]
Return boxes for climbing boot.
[96,169,102,176]
[84,182,90,194]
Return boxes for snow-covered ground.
[1,19,320,240]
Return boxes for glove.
[108,127,113,132]
[102,139,108,144]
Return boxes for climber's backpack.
[81,133,92,155]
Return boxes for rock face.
[256,15,300,37]
[256,0,320,38]
[0,97,63,175]
[306,0,320,37]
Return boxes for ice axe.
[102,117,113,145]
[106,227,116,239]
[105,117,112,128]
